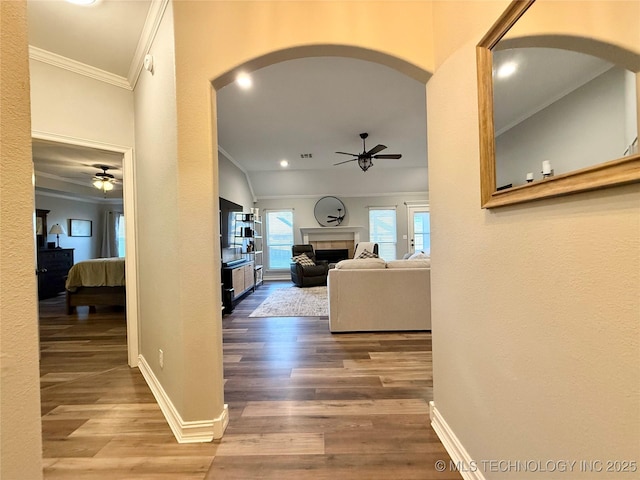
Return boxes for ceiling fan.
[92,165,117,193]
[334,132,402,172]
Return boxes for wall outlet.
[159,349,164,368]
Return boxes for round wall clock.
[314,196,346,227]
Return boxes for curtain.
[101,211,121,257]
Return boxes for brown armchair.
[290,245,329,287]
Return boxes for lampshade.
[49,224,66,235]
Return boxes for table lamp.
[49,224,66,249]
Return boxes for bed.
[65,257,126,314]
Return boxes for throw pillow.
[408,251,428,260]
[292,253,315,266]
[357,249,378,259]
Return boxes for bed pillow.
[292,253,315,266]
[357,249,378,259]
[334,258,386,270]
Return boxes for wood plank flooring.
[39,281,460,479]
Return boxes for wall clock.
[314,196,346,226]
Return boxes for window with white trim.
[265,210,294,270]
[369,207,397,260]
[117,213,126,257]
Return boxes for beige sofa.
[327,258,431,332]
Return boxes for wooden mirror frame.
[477,0,640,209]
[35,208,49,249]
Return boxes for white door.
[407,206,430,255]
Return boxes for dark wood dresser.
[37,248,74,300]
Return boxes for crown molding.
[29,45,131,90]
[255,191,429,200]
[35,187,123,205]
[28,0,171,92]
[128,0,170,89]
[36,171,122,198]
[36,170,118,189]
[218,146,258,203]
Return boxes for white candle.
[542,161,551,175]
[526,172,533,182]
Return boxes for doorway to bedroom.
[33,136,139,389]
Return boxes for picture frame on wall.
[69,219,92,237]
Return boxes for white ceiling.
[27,0,151,78]
[493,47,613,135]
[217,56,428,198]
[32,139,124,199]
[26,0,620,201]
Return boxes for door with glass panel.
[265,210,294,271]
[407,206,430,255]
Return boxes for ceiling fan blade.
[333,159,357,166]
[366,144,387,156]
[373,154,402,159]
[335,151,358,156]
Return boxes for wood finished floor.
[40,281,460,479]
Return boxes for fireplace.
[300,226,366,260]
[315,249,349,264]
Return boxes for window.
[117,213,126,257]
[265,210,294,270]
[369,208,397,260]
[412,210,430,255]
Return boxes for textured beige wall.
[428,1,640,476]
[165,0,435,422]
[0,1,44,477]
[133,2,189,415]
[30,60,135,147]
[506,0,640,62]
[140,0,639,462]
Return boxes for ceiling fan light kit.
[334,132,402,172]
[92,165,115,193]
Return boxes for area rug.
[249,286,328,317]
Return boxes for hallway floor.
[40,281,460,479]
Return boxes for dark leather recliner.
[290,245,329,287]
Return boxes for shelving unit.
[234,213,263,289]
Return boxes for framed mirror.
[314,196,346,227]
[477,0,640,208]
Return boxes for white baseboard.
[138,354,229,443]
[430,401,486,480]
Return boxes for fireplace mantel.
[300,226,365,244]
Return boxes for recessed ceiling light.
[236,73,252,89]
[496,62,517,79]
[280,160,289,167]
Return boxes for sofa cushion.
[357,249,378,259]
[386,259,431,269]
[292,253,315,266]
[334,258,386,270]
